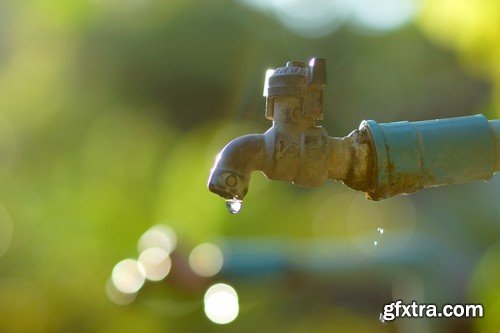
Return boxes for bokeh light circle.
[204,283,239,324]
[111,259,146,294]
[138,224,177,254]
[189,243,224,277]
[138,247,172,281]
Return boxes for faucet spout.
[208,134,267,200]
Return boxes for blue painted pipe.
[363,114,500,200]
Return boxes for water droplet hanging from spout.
[225,199,242,214]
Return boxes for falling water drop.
[225,199,242,214]
[374,227,384,247]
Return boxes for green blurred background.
[0,0,499,332]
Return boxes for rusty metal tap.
[208,58,500,210]
[207,58,372,205]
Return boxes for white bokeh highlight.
[138,224,177,254]
[111,259,146,294]
[138,247,172,281]
[204,283,239,324]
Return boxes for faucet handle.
[308,58,327,85]
[264,57,327,121]
[303,58,326,120]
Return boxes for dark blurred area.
[0,0,499,332]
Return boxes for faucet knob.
[264,57,326,121]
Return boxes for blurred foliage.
[0,0,498,332]
[418,0,500,116]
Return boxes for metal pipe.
[363,115,498,200]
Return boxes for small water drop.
[373,227,384,247]
[225,199,242,214]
